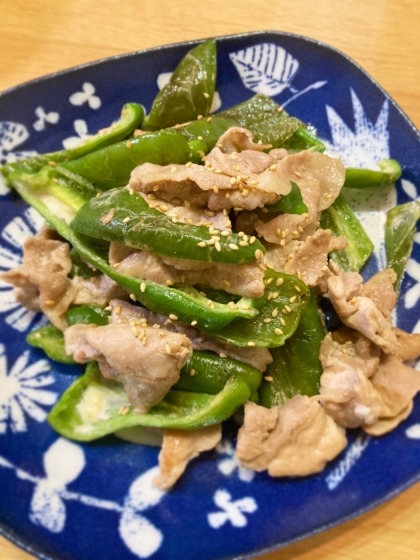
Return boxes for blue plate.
[1,31,420,560]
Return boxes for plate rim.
[1,28,420,560]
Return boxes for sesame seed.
[115,306,122,315]
[165,344,172,355]
[130,294,137,302]
[294,285,301,292]
[274,328,283,335]
[263,318,272,323]
[265,278,273,285]
[131,326,138,337]
[184,199,191,209]
[190,369,196,376]
[229,243,239,251]
[185,161,193,168]
[126,140,132,148]
[278,106,284,113]
[340,257,346,262]
[241,304,250,310]
[276,278,284,286]
[128,188,134,195]
[213,185,219,193]
[221,231,230,237]
[276,229,281,237]
[322,265,329,272]
[223,279,231,287]
[280,239,286,247]
[197,136,203,141]
[171,166,177,173]
[249,180,259,185]
[298,226,304,233]
[140,283,147,293]
[351,297,358,304]
[118,406,130,416]
[326,193,333,199]
[197,241,206,247]
[272,308,278,318]
[206,238,216,245]
[242,189,250,197]
[206,300,212,307]
[214,169,222,174]
[160,204,169,212]
[270,291,279,299]
[191,320,198,326]
[264,376,274,382]
[225,192,230,198]
[197,115,203,120]
[255,249,263,259]
[48,161,57,167]
[205,210,216,217]
[269,164,277,171]
[248,341,256,347]
[159,331,165,337]
[203,92,209,98]
[215,241,222,252]
[230,177,236,185]
[241,175,249,181]
[289,296,297,303]
[292,230,299,236]
[122,217,130,224]
[280,317,286,326]
[250,236,256,244]
[166,280,174,286]
[185,218,194,225]
[105,305,112,311]
[294,171,302,178]
[219,352,227,358]
[207,117,213,122]
[46,299,55,305]
[239,240,249,246]
[284,305,292,313]
[169,314,178,321]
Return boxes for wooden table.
[1,0,419,558]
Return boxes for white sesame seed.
[207,117,212,122]
[213,185,219,193]
[229,243,239,251]
[239,240,249,246]
[122,217,130,224]
[289,296,297,303]
[248,341,256,347]
[165,344,172,355]
[269,164,277,171]
[197,136,203,141]
[191,320,198,326]
[115,306,122,315]
[185,161,193,168]
[215,241,222,252]
[263,318,272,323]
[197,241,206,247]
[126,140,132,148]
[169,314,178,321]
[276,278,284,287]
[203,92,209,98]
[223,279,231,287]
[272,308,278,318]
[214,169,222,174]
[280,317,286,326]
[171,166,177,173]
[140,283,146,293]
[264,376,274,382]
[46,299,55,306]
[130,294,137,302]
[274,328,283,335]
[197,115,203,120]
[249,236,256,244]
[326,193,333,199]
[255,249,263,259]
[294,171,302,178]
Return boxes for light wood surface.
[0,0,419,559]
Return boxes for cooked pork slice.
[319,332,383,427]
[207,189,278,211]
[109,241,137,266]
[327,271,399,354]
[64,323,192,413]
[116,249,265,298]
[268,148,289,161]
[362,268,397,318]
[282,229,347,287]
[364,354,420,435]
[215,127,272,153]
[1,227,75,330]
[319,330,420,434]
[235,398,347,477]
[153,425,222,489]
[109,299,273,372]
[393,328,420,360]
[72,274,129,306]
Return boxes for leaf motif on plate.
[229,43,299,96]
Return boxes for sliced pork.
[153,425,221,489]
[236,398,347,477]
[64,323,192,413]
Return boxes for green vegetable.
[386,200,420,291]
[320,193,374,272]
[344,159,402,189]
[219,94,303,148]
[210,269,310,348]
[71,187,265,264]
[265,182,308,214]
[61,128,192,190]
[178,116,238,149]
[26,324,75,364]
[281,127,326,153]
[143,40,216,130]
[259,291,325,407]
[1,103,144,177]
[7,166,259,331]
[174,351,262,394]
[66,304,110,327]
[48,362,251,441]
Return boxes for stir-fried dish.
[2,40,420,490]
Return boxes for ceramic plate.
[1,31,420,560]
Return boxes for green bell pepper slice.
[26,324,76,364]
[48,362,251,441]
[1,103,144,178]
[265,181,308,214]
[71,187,265,264]
[66,304,110,327]
[174,351,262,394]
[209,269,310,348]
[343,159,402,189]
[143,40,217,131]
[386,200,420,291]
[259,291,325,407]
[320,193,374,272]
